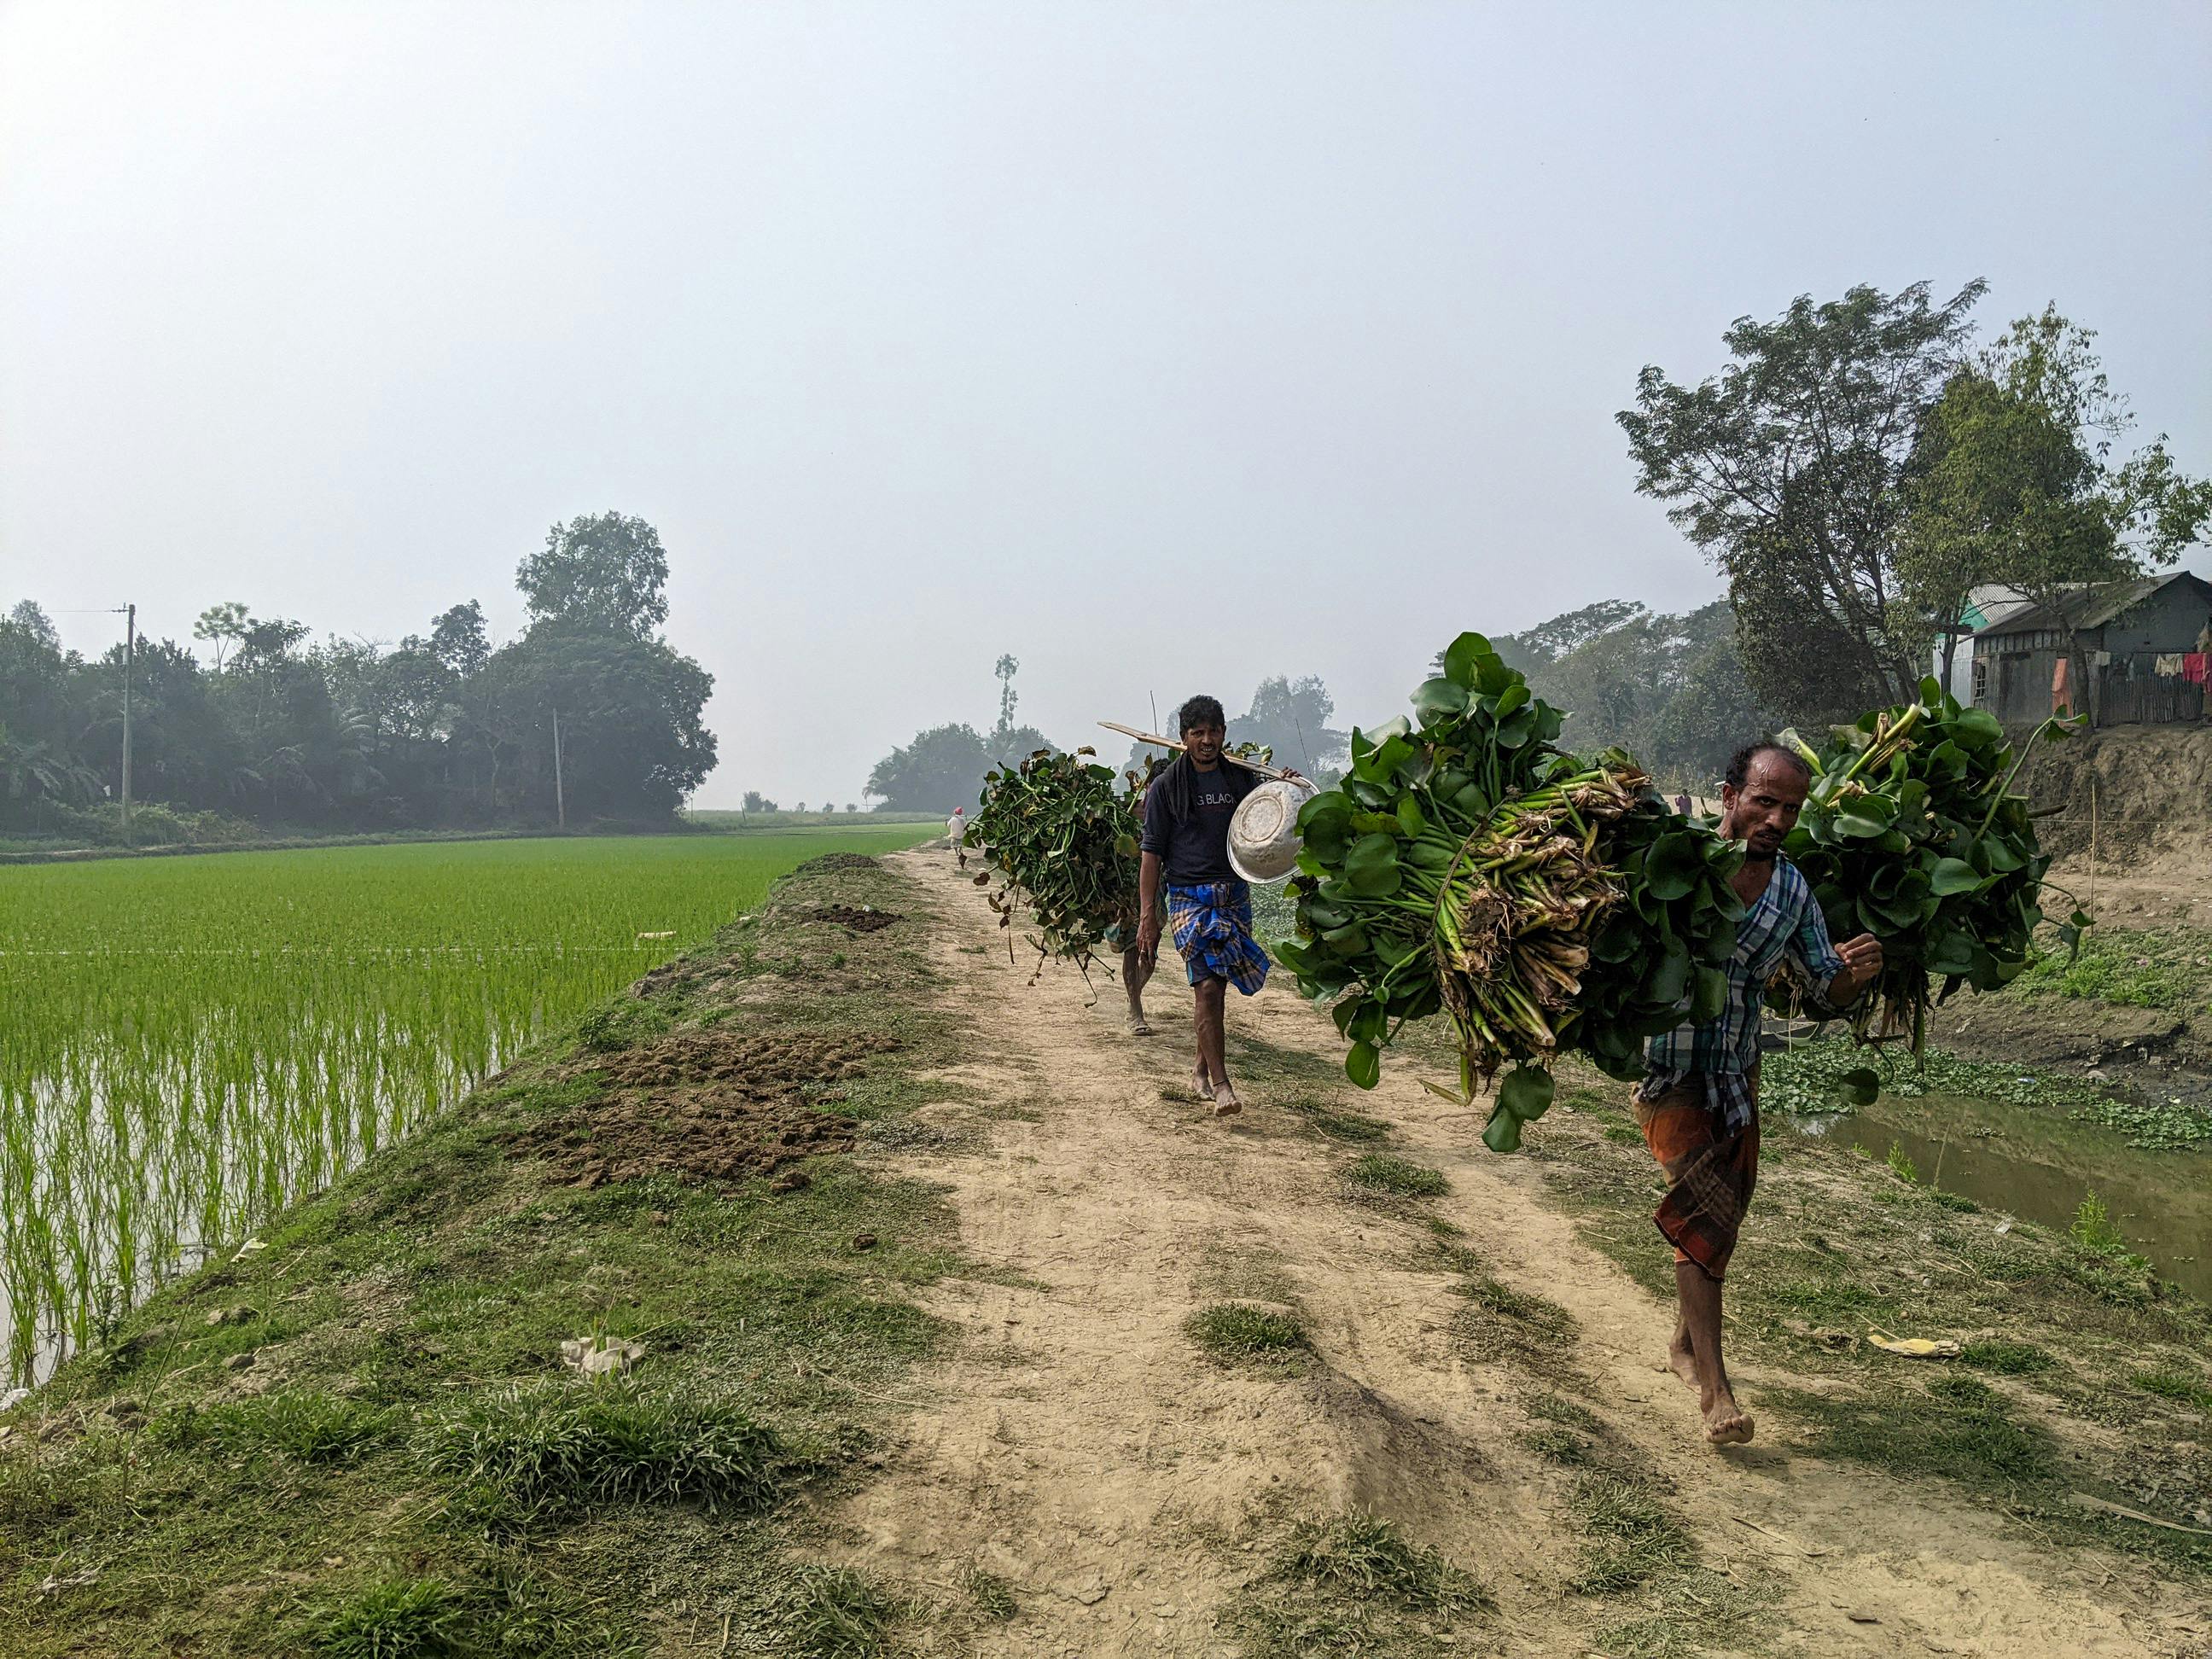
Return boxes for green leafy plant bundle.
[1773,681,2083,1051]
[969,739,1274,980]
[968,748,1153,978]
[1275,632,1747,1151]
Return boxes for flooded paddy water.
[1784,1087,2212,1301]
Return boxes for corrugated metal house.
[1970,571,2212,727]
[1934,585,2039,706]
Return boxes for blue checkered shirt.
[1641,857,1846,1134]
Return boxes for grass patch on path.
[1186,1303,1311,1369]
[1221,1511,1491,1657]
[1347,1155,1450,1198]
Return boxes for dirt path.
[833,851,2197,1656]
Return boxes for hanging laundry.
[2183,653,2209,686]
[2154,653,2185,677]
[2051,655,2070,714]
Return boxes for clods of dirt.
[505,1091,858,1191]
[808,905,902,934]
[631,958,706,999]
[795,853,881,875]
[505,1027,897,1190]
[583,1029,897,1091]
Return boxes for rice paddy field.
[0,825,934,1387]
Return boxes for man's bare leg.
[1121,946,1155,1035]
[1675,1260,1752,1444]
[1194,978,1240,1115]
[1667,1312,1700,1392]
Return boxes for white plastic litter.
[561,1335,646,1378]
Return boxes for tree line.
[0,513,716,840]
[1621,285,2210,726]
[866,661,1354,813]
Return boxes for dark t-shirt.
[1141,757,1259,883]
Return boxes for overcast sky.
[4,3,2207,806]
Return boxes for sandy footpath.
[827,848,2200,1656]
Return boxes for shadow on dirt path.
[829,850,2199,1656]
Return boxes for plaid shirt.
[1641,856,1845,1134]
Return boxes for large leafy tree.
[1231,674,1349,778]
[1523,600,1767,792]
[1898,306,2212,701]
[517,512,671,638]
[867,724,994,812]
[1620,280,1986,724]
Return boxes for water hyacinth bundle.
[1275,632,1746,1151]
[1772,682,2083,1052]
[967,748,1155,980]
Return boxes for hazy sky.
[4,3,2207,806]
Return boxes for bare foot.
[1702,1388,1754,1445]
[1667,1335,1699,1393]
[1212,1082,1244,1117]
[1190,1065,1213,1102]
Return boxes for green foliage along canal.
[0,827,934,1386]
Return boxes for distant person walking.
[1636,742,1883,1447]
[1135,696,1301,1116]
[947,805,969,870]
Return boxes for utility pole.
[119,603,137,830]
[551,705,567,830]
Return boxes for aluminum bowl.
[1228,777,1316,885]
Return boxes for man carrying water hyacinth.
[1639,741,1883,1447]
[1136,695,1301,1116]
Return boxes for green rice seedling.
[0,828,930,1385]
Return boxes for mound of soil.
[585,1028,897,1091]
[2022,723,2212,864]
[795,853,881,875]
[509,1094,858,1190]
[808,905,901,934]
[631,958,705,999]
[503,1027,897,1190]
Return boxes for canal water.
[1782,1090,2211,1301]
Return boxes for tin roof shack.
[1970,572,2212,728]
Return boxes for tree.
[517,512,671,638]
[193,602,248,672]
[429,601,491,676]
[1505,600,1769,793]
[1231,674,1350,777]
[866,724,993,812]
[1620,280,1986,725]
[1898,307,2212,705]
[742,790,773,813]
[9,601,60,653]
[0,724,99,816]
[0,515,719,836]
[992,654,1020,738]
[1495,600,1649,673]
